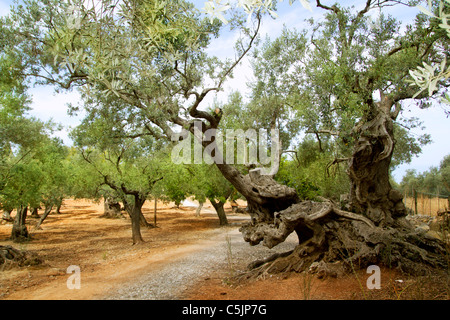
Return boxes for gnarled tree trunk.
[209,198,228,226]
[348,96,408,228]
[0,245,42,270]
[30,207,40,218]
[35,204,53,230]
[11,205,29,243]
[213,103,448,278]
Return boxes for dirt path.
[0,199,250,299]
[102,228,298,300]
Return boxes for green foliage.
[440,154,450,193]
[409,0,450,113]
[275,137,349,201]
[71,136,168,206]
[0,48,71,211]
[399,154,450,196]
[245,28,306,149]
[154,156,235,207]
[243,2,447,198]
[0,136,71,211]
[187,163,234,204]
[155,161,191,206]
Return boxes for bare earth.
[0,199,448,300]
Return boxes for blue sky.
[1,0,449,182]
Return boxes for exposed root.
[237,199,449,281]
[247,250,294,270]
[0,245,43,271]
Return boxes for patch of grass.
[299,271,315,300]
[225,234,235,277]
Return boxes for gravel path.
[103,225,298,300]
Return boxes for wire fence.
[403,189,450,216]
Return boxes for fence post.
[429,193,431,216]
[414,189,418,215]
[437,187,440,211]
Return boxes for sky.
[0,0,449,183]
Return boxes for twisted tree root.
[237,199,448,281]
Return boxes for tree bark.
[131,205,144,245]
[154,198,157,226]
[195,202,204,217]
[0,245,42,269]
[216,165,299,224]
[30,207,40,218]
[209,198,228,226]
[139,209,153,228]
[347,98,408,228]
[239,198,447,279]
[102,197,123,219]
[124,194,154,245]
[35,204,53,230]
[55,197,63,214]
[11,205,29,243]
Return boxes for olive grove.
[1,0,449,276]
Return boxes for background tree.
[33,139,72,229]
[157,157,235,225]
[440,154,450,194]
[400,154,450,198]
[0,51,69,241]
[1,135,68,241]
[186,163,234,225]
[71,115,166,244]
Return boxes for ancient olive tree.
[4,0,449,275]
[203,0,450,276]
